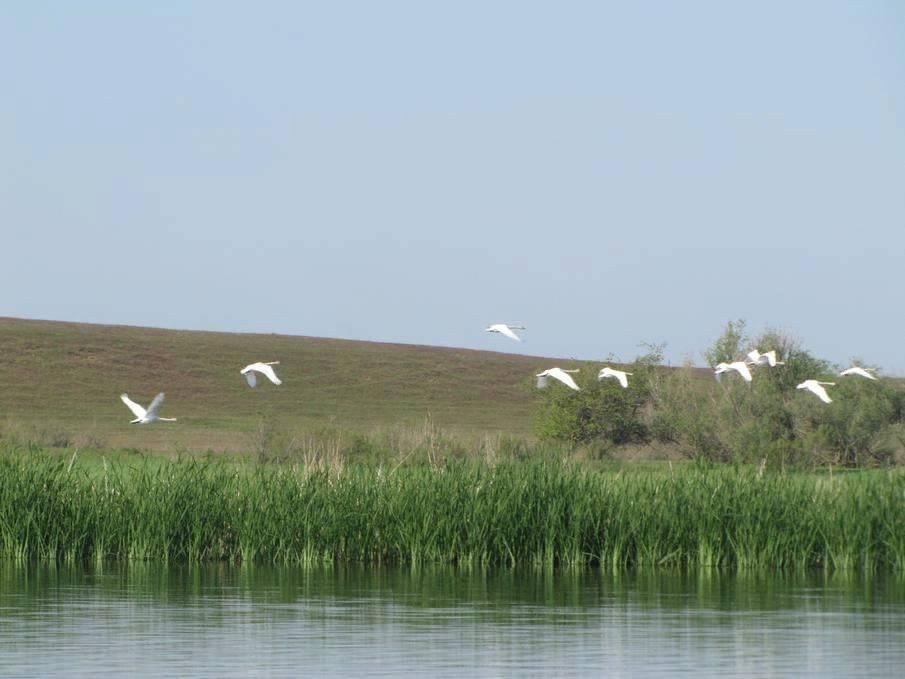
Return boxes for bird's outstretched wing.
[145,393,166,418]
[491,324,521,341]
[242,362,282,386]
[732,362,753,382]
[600,368,629,389]
[811,384,832,404]
[500,326,521,341]
[255,364,282,385]
[120,394,146,419]
[798,380,833,404]
[840,367,877,380]
[549,368,580,391]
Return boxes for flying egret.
[746,349,784,368]
[240,361,282,388]
[796,380,835,404]
[598,367,632,388]
[714,361,753,383]
[120,393,177,424]
[486,324,524,342]
[839,366,878,380]
[536,368,580,391]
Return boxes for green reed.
[1,449,903,571]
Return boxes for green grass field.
[0,317,641,452]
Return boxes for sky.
[2,2,904,371]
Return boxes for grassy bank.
[2,447,903,571]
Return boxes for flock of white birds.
[486,323,880,406]
[117,324,880,424]
[712,349,879,405]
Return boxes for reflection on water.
[1,563,904,677]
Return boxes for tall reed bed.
[1,449,903,571]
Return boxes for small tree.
[704,319,747,367]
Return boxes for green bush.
[799,375,900,467]
[649,363,727,461]
[535,347,661,445]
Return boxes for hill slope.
[0,317,586,452]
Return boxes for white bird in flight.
[536,368,581,391]
[240,361,282,388]
[746,349,784,368]
[839,366,878,380]
[796,380,835,404]
[486,324,525,342]
[120,393,177,424]
[598,367,632,388]
[714,361,753,383]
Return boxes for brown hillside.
[0,317,611,452]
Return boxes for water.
[2,563,904,677]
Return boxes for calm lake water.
[1,563,904,677]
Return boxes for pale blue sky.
[2,2,904,371]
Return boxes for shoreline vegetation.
[2,445,903,572]
[2,318,904,570]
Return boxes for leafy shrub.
[649,363,727,461]
[798,375,900,467]
[647,322,901,468]
[535,347,661,445]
